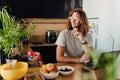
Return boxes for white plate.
[40,71,59,79]
[58,66,74,75]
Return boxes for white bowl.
[58,66,74,75]
[40,71,59,79]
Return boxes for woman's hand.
[80,53,91,63]
[73,31,85,43]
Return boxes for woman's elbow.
[56,55,63,62]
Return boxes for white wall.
[83,0,120,52]
[111,0,120,51]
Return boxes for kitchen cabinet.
[30,44,57,63]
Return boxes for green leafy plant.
[89,49,116,80]
[0,8,35,56]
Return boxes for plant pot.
[5,59,12,63]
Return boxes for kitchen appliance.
[45,30,57,44]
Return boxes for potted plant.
[0,8,35,63]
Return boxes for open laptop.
[81,51,116,70]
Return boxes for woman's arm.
[56,45,80,63]
[56,45,91,63]
[74,31,94,63]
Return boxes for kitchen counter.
[23,43,56,51]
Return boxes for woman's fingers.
[82,53,91,63]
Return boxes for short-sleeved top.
[55,30,93,58]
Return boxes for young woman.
[55,8,94,63]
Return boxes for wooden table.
[55,63,101,80]
[24,62,107,80]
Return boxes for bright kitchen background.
[83,0,120,52]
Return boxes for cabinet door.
[31,45,57,63]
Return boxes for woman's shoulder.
[60,30,72,34]
[58,30,73,38]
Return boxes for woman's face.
[69,12,81,29]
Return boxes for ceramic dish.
[58,66,74,75]
[40,71,59,79]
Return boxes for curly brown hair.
[66,8,89,37]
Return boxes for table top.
[55,63,97,80]
[24,62,107,80]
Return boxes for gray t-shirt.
[55,30,93,58]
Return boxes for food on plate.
[53,66,59,72]
[60,67,72,72]
[49,71,56,74]
[46,63,54,71]
[42,64,48,73]
[58,66,74,75]
[41,63,58,74]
